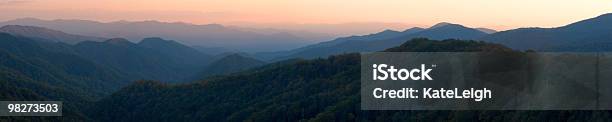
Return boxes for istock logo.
[372,64,434,81]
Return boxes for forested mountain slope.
[87,38,603,122]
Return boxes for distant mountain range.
[229,22,421,38]
[0,25,272,82]
[0,25,107,44]
[481,13,612,51]
[5,13,612,54]
[4,13,612,121]
[257,22,491,61]
[0,25,282,83]
[192,46,240,55]
[255,13,612,61]
[0,25,282,82]
[0,18,329,52]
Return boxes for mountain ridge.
[0,25,107,44]
[481,13,612,51]
[258,22,488,61]
[191,53,266,80]
[0,18,321,52]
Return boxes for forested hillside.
[191,54,266,80]
[0,33,125,120]
[0,32,215,120]
[74,38,212,82]
[88,38,609,121]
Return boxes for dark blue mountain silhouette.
[258,22,488,60]
[481,13,612,51]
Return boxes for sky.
[1,0,612,31]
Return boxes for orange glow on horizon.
[1,0,611,31]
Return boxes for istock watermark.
[361,52,612,110]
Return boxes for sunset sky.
[1,0,611,31]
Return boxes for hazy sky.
[1,0,611,30]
